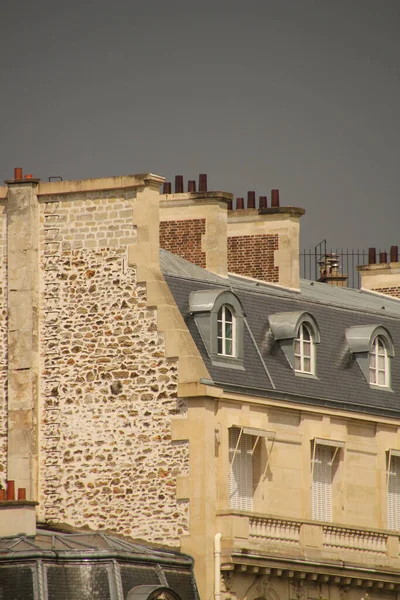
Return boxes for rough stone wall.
[0,203,6,485]
[160,219,206,267]
[373,286,400,298]
[228,234,279,282]
[39,193,189,546]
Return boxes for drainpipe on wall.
[214,532,222,600]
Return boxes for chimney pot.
[25,174,33,179]
[368,247,376,265]
[175,175,184,194]
[199,174,208,192]
[163,181,171,194]
[390,245,399,262]
[6,480,15,501]
[247,191,256,209]
[271,189,280,207]
[17,487,26,501]
[259,195,267,209]
[227,199,233,210]
[236,197,244,210]
[380,251,388,264]
[14,167,23,179]
[188,180,196,193]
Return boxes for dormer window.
[217,305,235,356]
[294,322,315,374]
[369,335,390,387]
[268,311,320,377]
[346,325,394,391]
[189,289,244,369]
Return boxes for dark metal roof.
[0,530,192,565]
[161,250,400,419]
[0,530,199,600]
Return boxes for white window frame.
[369,335,390,388]
[217,305,236,357]
[311,438,344,522]
[294,322,315,374]
[387,449,400,530]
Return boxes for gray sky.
[1,0,399,251]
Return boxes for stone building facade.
[1,169,400,600]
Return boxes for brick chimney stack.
[358,245,400,298]
[159,174,232,277]
[227,190,305,289]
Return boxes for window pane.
[369,368,376,384]
[302,325,311,340]
[378,370,386,386]
[303,358,311,372]
[295,355,301,370]
[218,338,223,354]
[225,323,233,339]
[378,355,385,370]
[225,339,233,356]
[224,307,233,323]
[217,321,222,338]
[294,341,300,355]
[303,341,311,358]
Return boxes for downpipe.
[214,532,222,600]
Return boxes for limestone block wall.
[39,192,189,546]
[0,202,7,484]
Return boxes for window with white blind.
[387,451,400,530]
[228,426,275,512]
[229,428,253,511]
[311,439,344,522]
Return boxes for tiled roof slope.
[161,249,400,418]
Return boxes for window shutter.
[229,428,253,511]
[312,444,332,521]
[388,455,400,530]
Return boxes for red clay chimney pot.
[236,197,244,210]
[188,180,196,193]
[259,196,267,209]
[14,167,23,179]
[390,245,399,262]
[199,174,208,193]
[6,480,15,501]
[162,182,171,194]
[175,175,184,194]
[271,189,280,207]
[379,251,387,264]
[227,199,233,210]
[368,247,376,265]
[247,191,256,209]
[17,487,26,501]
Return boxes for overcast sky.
[1,0,399,251]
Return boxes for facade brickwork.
[228,233,279,281]
[38,194,189,546]
[160,219,206,268]
[374,286,400,298]
[0,205,6,483]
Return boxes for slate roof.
[161,249,400,419]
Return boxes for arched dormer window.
[294,321,315,374]
[189,289,244,369]
[268,311,320,377]
[345,325,394,390]
[217,305,235,356]
[369,334,390,387]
